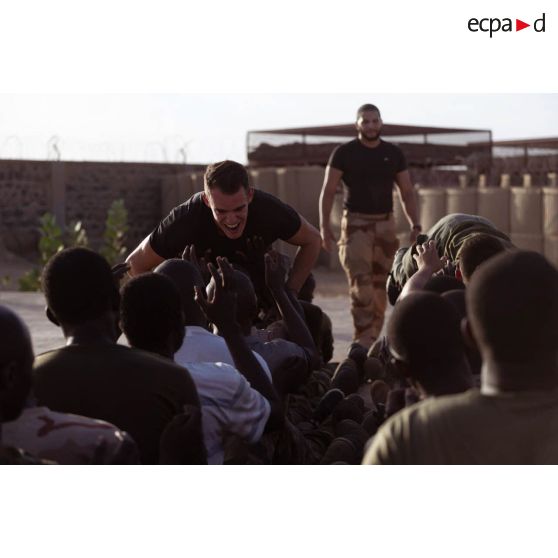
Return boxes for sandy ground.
[0,257,358,362]
[0,250,37,291]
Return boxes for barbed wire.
[0,135,249,164]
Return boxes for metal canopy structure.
[247,122,493,169]
[252,123,486,137]
[490,136,558,149]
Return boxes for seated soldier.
[33,247,200,464]
[0,304,138,464]
[388,213,512,304]
[121,267,282,465]
[364,251,558,465]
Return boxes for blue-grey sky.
[1,94,557,164]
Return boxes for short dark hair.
[423,275,465,294]
[388,292,466,392]
[120,273,185,356]
[467,251,558,363]
[204,160,250,195]
[459,233,506,282]
[356,104,381,119]
[42,248,119,326]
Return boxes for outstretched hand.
[264,249,288,293]
[182,244,212,284]
[235,235,267,265]
[194,257,238,333]
[412,240,446,274]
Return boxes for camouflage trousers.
[338,210,399,348]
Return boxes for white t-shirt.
[174,327,272,465]
[176,326,272,380]
[179,362,271,465]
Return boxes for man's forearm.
[270,288,320,369]
[221,326,279,402]
[319,189,335,230]
[401,189,420,228]
[399,267,435,300]
[221,325,284,430]
[125,236,165,276]
[286,241,321,293]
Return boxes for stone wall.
[0,160,51,255]
[0,159,204,258]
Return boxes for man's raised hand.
[182,244,211,284]
[264,249,287,293]
[194,257,238,332]
[412,240,446,274]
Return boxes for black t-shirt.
[33,344,200,464]
[149,190,302,265]
[328,139,407,214]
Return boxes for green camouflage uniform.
[338,210,399,347]
[389,213,513,303]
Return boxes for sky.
[1,93,557,165]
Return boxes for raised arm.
[125,234,165,277]
[399,240,446,300]
[394,170,421,244]
[284,216,321,294]
[195,258,284,432]
[265,251,321,370]
[319,165,343,252]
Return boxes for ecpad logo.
[468,13,546,37]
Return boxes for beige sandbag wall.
[477,185,510,233]
[162,167,558,270]
[417,188,447,232]
[543,178,558,264]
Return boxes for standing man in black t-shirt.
[126,160,321,296]
[319,104,420,348]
